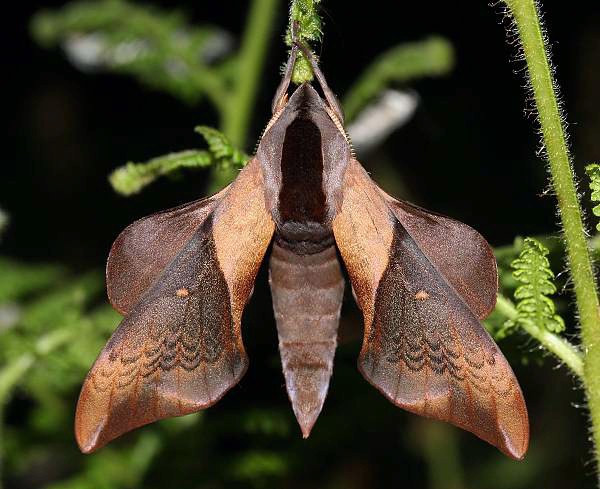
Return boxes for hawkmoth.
[75,40,529,460]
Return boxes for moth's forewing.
[257,84,351,437]
[107,188,228,315]
[75,159,274,453]
[332,158,529,460]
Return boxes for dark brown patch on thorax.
[279,118,326,223]
[276,117,332,254]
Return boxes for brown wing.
[332,159,528,460]
[75,159,274,453]
[107,186,228,315]
[382,194,498,320]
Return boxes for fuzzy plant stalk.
[501,0,600,469]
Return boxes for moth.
[75,41,529,459]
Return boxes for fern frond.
[109,128,248,196]
[108,150,214,196]
[498,237,564,339]
[585,163,600,231]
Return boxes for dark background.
[2,1,600,488]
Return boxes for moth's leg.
[293,40,345,124]
[272,45,298,114]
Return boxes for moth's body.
[258,84,350,434]
[75,42,529,460]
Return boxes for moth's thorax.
[256,83,351,255]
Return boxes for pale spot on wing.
[415,290,430,301]
[176,288,189,297]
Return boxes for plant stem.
[495,295,584,378]
[210,0,277,190]
[502,0,600,468]
[222,0,278,149]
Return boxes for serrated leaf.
[506,237,565,336]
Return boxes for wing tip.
[75,412,106,455]
[499,399,530,461]
[503,441,528,460]
[498,426,529,460]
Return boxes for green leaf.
[0,258,66,303]
[497,237,564,339]
[229,451,288,482]
[585,163,600,231]
[343,36,455,121]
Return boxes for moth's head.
[260,82,347,144]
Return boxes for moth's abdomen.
[268,241,345,437]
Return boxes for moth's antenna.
[272,46,298,114]
[293,40,345,124]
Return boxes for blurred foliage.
[343,37,455,121]
[29,0,454,194]
[30,0,232,105]
[0,210,8,243]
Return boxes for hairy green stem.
[495,295,584,378]
[502,0,600,469]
